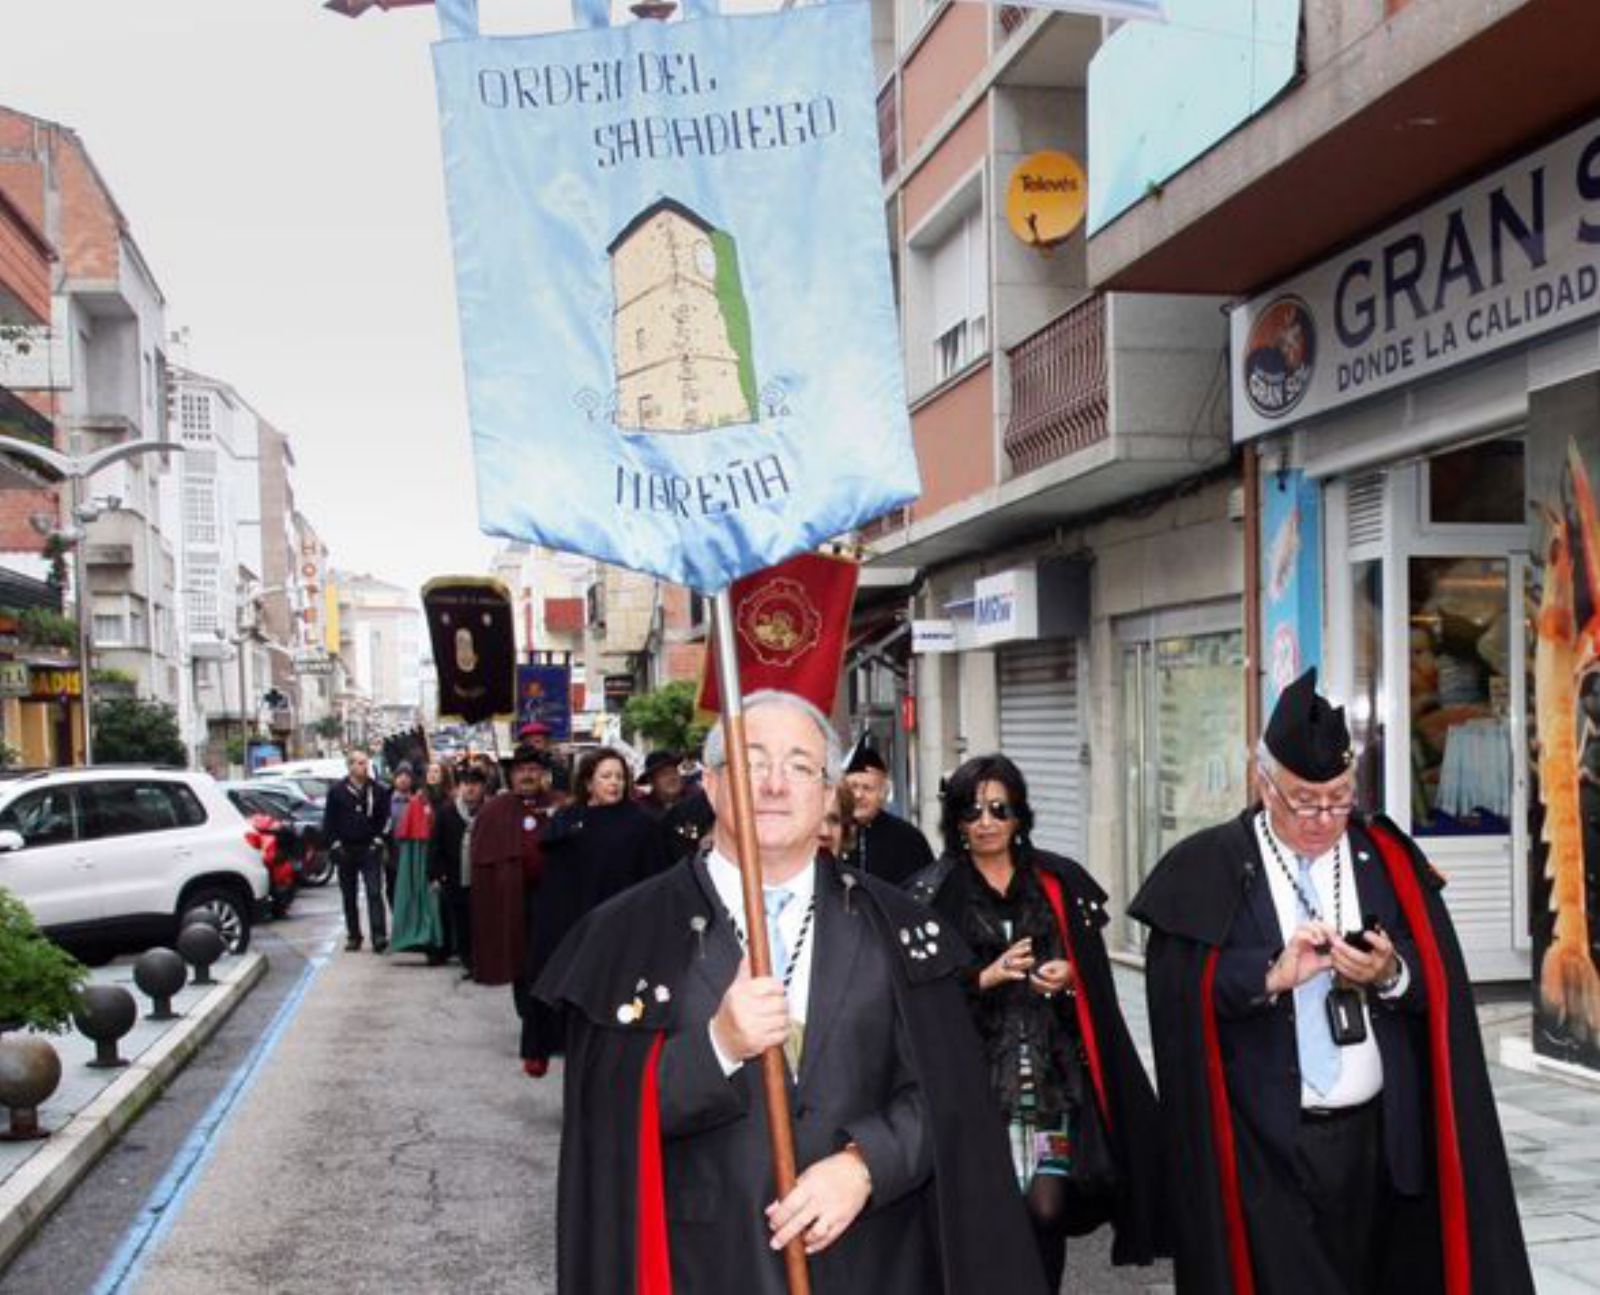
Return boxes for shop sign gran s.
[1233,112,1600,441]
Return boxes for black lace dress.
[933,856,1087,1186]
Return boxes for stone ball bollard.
[0,1036,62,1140]
[133,947,188,1021]
[73,985,138,1069]
[176,922,226,987]
[180,909,223,933]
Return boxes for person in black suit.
[322,750,393,953]
[1131,669,1531,1294]
[536,691,1047,1295]
[839,745,933,886]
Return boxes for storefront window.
[1408,556,1511,836]
[1121,627,1247,932]
[1426,439,1524,526]
[1350,559,1385,815]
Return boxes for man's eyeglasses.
[1262,770,1355,820]
[958,799,1017,825]
[745,756,826,785]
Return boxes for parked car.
[221,780,333,888]
[254,757,347,805]
[0,767,270,957]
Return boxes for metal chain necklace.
[1258,811,1344,932]
[727,894,818,994]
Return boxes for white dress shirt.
[706,848,818,1075]
[1254,813,1407,1109]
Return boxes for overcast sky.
[0,0,612,601]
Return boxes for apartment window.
[929,206,987,383]
[94,613,125,644]
[180,390,213,434]
[188,566,219,635]
[183,479,218,546]
[128,605,148,649]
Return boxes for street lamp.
[0,433,184,765]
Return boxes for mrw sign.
[433,3,918,591]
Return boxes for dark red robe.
[469,791,552,986]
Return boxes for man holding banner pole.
[535,673,1046,1294]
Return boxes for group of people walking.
[318,730,680,1076]
[531,671,1532,1295]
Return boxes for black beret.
[642,750,680,780]
[456,764,488,784]
[1264,667,1354,783]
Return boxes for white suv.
[0,767,270,955]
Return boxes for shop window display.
[1408,556,1512,835]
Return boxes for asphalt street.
[0,879,1171,1294]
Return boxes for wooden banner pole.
[712,588,811,1295]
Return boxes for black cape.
[842,810,935,887]
[522,800,670,1057]
[1129,810,1532,1295]
[535,856,1048,1295]
[914,848,1169,1266]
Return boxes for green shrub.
[0,889,88,1034]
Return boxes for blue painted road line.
[91,940,334,1295]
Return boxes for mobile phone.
[1342,915,1382,952]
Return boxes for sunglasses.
[959,799,1016,825]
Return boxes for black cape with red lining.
[535,855,1049,1295]
[1128,809,1532,1295]
[916,847,1169,1265]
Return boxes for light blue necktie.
[1293,856,1342,1096]
[764,888,794,983]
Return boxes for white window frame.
[905,169,988,400]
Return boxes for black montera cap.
[844,744,887,775]
[1264,667,1353,783]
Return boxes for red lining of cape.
[637,1032,672,1294]
[1201,950,1256,1294]
[1368,824,1471,1294]
[1038,870,1110,1128]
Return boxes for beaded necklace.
[1258,811,1345,933]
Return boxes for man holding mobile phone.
[1131,669,1530,1294]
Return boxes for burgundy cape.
[469,791,549,986]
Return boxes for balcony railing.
[1003,294,1109,476]
[877,77,898,182]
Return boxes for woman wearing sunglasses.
[911,754,1166,1289]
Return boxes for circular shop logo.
[737,578,822,668]
[1243,296,1316,420]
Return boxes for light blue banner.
[433,3,918,592]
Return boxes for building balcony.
[1089,0,1600,296]
[865,292,1231,570]
[1003,294,1108,476]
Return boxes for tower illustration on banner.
[609,198,758,434]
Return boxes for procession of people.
[319,663,1531,1294]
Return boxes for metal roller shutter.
[998,640,1085,861]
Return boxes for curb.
[0,951,269,1271]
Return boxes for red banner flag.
[698,552,860,718]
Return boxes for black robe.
[535,855,1049,1295]
[1129,810,1532,1295]
[916,848,1168,1266]
[842,810,934,887]
[522,800,670,1059]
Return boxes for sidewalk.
[0,952,265,1271]
[1112,964,1600,1293]
[123,945,550,1294]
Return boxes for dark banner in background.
[1527,379,1600,1074]
[422,577,517,725]
[517,664,572,742]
